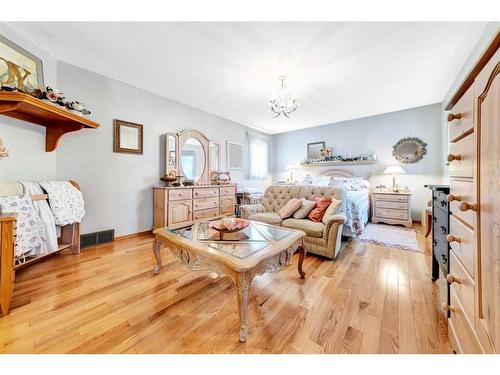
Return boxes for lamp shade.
[383,165,406,175]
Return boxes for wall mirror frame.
[307,141,325,160]
[392,137,427,164]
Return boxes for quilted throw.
[39,181,85,225]
[0,194,45,257]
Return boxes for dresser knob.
[446,234,461,243]
[459,201,477,212]
[447,154,462,162]
[447,113,462,122]
[446,274,461,284]
[441,303,456,312]
[447,194,462,203]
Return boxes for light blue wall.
[271,103,444,219]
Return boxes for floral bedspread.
[39,181,85,225]
[344,190,370,236]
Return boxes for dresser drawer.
[376,200,408,210]
[449,288,483,353]
[193,197,219,211]
[219,186,236,197]
[374,194,409,203]
[449,178,475,227]
[168,188,193,201]
[193,208,220,221]
[375,208,408,220]
[193,187,218,199]
[449,251,475,325]
[449,134,474,178]
[448,85,474,143]
[449,215,474,277]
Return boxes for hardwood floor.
[0,225,452,354]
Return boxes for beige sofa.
[240,185,346,259]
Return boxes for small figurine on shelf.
[0,138,9,158]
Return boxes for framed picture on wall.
[227,141,244,170]
[113,119,144,154]
[0,33,44,92]
[307,141,325,160]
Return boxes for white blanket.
[39,181,85,225]
[0,194,45,258]
[21,182,59,254]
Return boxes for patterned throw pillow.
[307,196,333,222]
[293,198,316,219]
[277,198,303,219]
[321,198,342,225]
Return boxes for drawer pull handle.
[446,234,461,243]
[447,113,462,122]
[447,153,462,162]
[441,303,456,312]
[459,201,477,212]
[446,274,461,284]
[447,194,462,203]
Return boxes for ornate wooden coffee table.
[152,220,306,342]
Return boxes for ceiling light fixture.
[270,75,297,118]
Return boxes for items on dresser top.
[371,191,412,228]
[152,184,236,230]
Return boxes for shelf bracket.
[45,122,84,152]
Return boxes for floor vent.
[80,229,115,249]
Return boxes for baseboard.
[114,230,153,242]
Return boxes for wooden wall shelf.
[0,91,100,151]
[301,159,377,167]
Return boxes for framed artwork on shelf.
[227,141,244,170]
[307,141,325,160]
[0,33,44,92]
[113,119,144,154]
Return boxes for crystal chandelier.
[270,75,297,118]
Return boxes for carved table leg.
[236,271,251,342]
[297,244,306,279]
[153,236,162,275]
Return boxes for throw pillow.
[321,197,342,225]
[293,198,316,219]
[277,198,303,219]
[308,196,332,222]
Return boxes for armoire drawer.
[449,251,475,325]
[193,187,218,199]
[448,134,474,178]
[449,178,475,227]
[448,85,474,143]
[375,208,408,220]
[168,188,193,201]
[193,197,219,211]
[193,208,220,221]
[375,200,408,210]
[219,186,236,197]
[449,215,474,277]
[449,288,483,354]
[374,194,409,203]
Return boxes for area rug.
[358,223,421,252]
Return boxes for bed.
[302,169,371,237]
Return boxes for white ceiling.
[6,22,488,134]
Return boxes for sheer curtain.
[246,132,269,180]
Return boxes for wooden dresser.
[153,184,236,230]
[371,191,412,228]
[444,34,499,354]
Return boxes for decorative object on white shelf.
[383,165,406,191]
[0,137,9,158]
[285,163,301,182]
[270,75,297,118]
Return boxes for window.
[246,132,268,180]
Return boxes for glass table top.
[168,220,293,260]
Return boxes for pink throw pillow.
[307,196,333,222]
[277,198,303,219]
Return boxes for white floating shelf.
[301,159,377,167]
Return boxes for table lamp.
[285,163,301,182]
[383,165,406,191]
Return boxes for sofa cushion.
[248,212,283,226]
[293,198,316,219]
[308,196,332,222]
[282,218,325,238]
[261,185,301,213]
[321,197,342,225]
[277,197,302,219]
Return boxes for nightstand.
[371,191,412,228]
